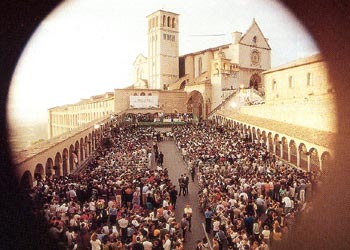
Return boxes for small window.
[172,17,176,28]
[167,16,171,27]
[272,80,277,90]
[163,34,166,40]
[252,36,257,44]
[140,92,146,96]
[289,76,294,88]
[198,57,202,75]
[148,93,152,96]
[134,93,138,96]
[307,72,313,86]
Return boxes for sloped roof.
[180,44,230,58]
[217,111,335,150]
[239,19,271,50]
[263,53,323,74]
[133,53,147,66]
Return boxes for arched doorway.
[69,145,75,173]
[62,148,69,176]
[20,171,33,190]
[299,143,308,170]
[80,138,84,161]
[84,136,89,158]
[34,163,44,180]
[267,132,273,152]
[320,151,331,173]
[274,134,281,156]
[309,148,320,172]
[249,73,261,90]
[289,140,297,165]
[45,158,54,178]
[54,153,62,177]
[261,131,267,145]
[281,137,288,160]
[187,90,204,120]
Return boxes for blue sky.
[8,0,319,124]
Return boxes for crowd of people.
[28,118,320,250]
[172,122,319,250]
[31,125,187,250]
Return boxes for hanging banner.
[130,96,158,109]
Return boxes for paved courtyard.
[157,139,208,249]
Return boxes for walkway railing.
[207,89,238,118]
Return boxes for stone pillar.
[56,162,62,177]
[273,143,276,155]
[297,151,300,168]
[287,146,291,162]
[319,157,323,171]
[267,141,270,152]
[280,143,283,158]
[307,154,311,172]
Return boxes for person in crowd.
[183,174,190,195]
[190,165,196,182]
[178,175,185,196]
[184,204,193,232]
[169,186,178,209]
[180,213,189,241]
[158,151,164,166]
[204,207,213,233]
[90,232,102,250]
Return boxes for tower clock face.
[251,50,260,65]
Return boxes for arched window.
[134,93,138,96]
[172,17,176,28]
[163,15,166,26]
[140,92,146,96]
[307,72,313,86]
[198,57,202,76]
[272,80,277,90]
[155,16,158,27]
[148,93,152,96]
[167,16,171,27]
[289,76,294,88]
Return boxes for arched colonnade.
[18,120,114,190]
[213,115,332,173]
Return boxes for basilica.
[45,9,334,175]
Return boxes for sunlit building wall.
[48,93,115,139]
[236,54,336,133]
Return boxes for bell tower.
[147,10,179,90]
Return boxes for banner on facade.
[130,96,158,109]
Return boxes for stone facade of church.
[133,10,271,119]
[48,9,333,140]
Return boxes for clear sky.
[7,0,319,125]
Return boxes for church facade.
[132,10,271,119]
